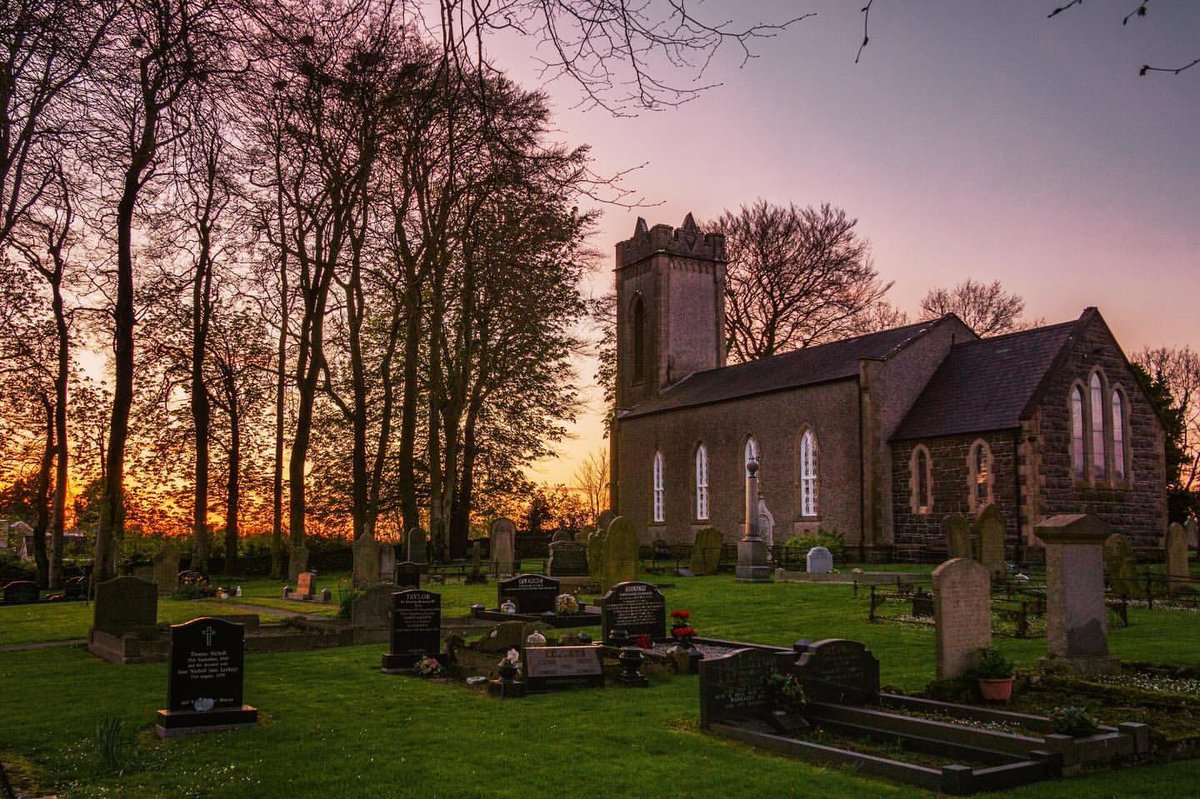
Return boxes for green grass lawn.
[2,573,1198,798]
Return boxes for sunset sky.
[486,1,1200,486]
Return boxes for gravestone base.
[735,538,772,583]
[155,705,258,738]
[381,652,428,673]
[1036,654,1120,677]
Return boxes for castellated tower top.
[616,213,726,269]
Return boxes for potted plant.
[971,647,1015,702]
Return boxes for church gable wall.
[1025,314,1166,547]
[615,379,862,547]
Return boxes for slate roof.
[891,319,1079,440]
[619,317,952,419]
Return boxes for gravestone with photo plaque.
[155,617,257,737]
[382,589,442,672]
[599,581,666,644]
[497,574,561,614]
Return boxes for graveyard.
[3,546,1200,798]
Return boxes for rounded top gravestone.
[806,546,833,574]
[973,504,1007,580]
[942,513,971,560]
[690,527,723,576]
[932,558,992,680]
[601,516,640,591]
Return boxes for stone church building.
[610,215,1167,561]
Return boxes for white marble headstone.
[806,546,833,574]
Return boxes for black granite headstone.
[155,617,257,737]
[699,647,791,729]
[600,581,666,644]
[63,576,87,600]
[395,561,421,589]
[547,541,590,578]
[911,590,934,618]
[382,589,441,672]
[794,638,880,705]
[2,580,39,604]
[497,574,560,614]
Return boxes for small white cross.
[202,626,216,647]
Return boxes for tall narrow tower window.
[799,430,818,517]
[652,451,665,522]
[1070,385,1086,480]
[632,295,646,384]
[695,444,709,520]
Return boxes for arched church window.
[910,445,932,515]
[1090,372,1107,481]
[968,440,993,512]
[799,430,817,517]
[1111,389,1127,482]
[632,295,646,384]
[652,451,665,523]
[1070,384,1086,480]
[695,444,709,520]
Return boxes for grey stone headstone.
[351,584,393,629]
[597,510,615,534]
[547,541,589,577]
[690,527,723,576]
[757,498,775,547]
[550,530,574,544]
[1186,518,1199,550]
[353,536,382,585]
[379,543,397,580]
[943,513,971,559]
[406,528,428,565]
[152,545,180,595]
[1103,534,1138,598]
[1165,522,1190,589]
[1036,514,1114,665]
[933,558,993,680]
[489,517,516,575]
[587,529,605,579]
[601,516,640,591]
[806,546,833,574]
[287,546,309,581]
[94,576,158,635]
[973,504,1007,580]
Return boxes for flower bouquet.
[414,656,443,677]
[555,593,580,615]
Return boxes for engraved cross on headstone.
[202,626,216,647]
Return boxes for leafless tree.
[573,447,609,525]
[918,279,1034,337]
[1134,346,1200,494]
[712,200,892,363]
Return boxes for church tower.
[614,213,727,409]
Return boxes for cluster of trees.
[2,0,803,588]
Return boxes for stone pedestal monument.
[735,458,771,583]
[1036,514,1119,675]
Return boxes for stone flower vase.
[977,677,1014,703]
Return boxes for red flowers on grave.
[670,609,697,643]
[635,634,653,649]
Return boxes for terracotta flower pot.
[978,677,1014,702]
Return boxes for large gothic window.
[695,444,709,520]
[968,440,993,513]
[1111,389,1127,482]
[652,451,665,522]
[799,429,817,517]
[632,295,646,383]
[1090,373,1107,480]
[1070,384,1086,480]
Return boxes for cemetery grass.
[3,574,1200,797]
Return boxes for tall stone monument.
[1036,514,1119,675]
[735,458,771,583]
[932,558,992,680]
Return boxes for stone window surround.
[797,427,819,519]
[908,444,933,515]
[1068,368,1132,489]
[1111,385,1130,482]
[967,439,994,514]
[652,450,665,524]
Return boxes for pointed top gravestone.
[353,536,381,585]
[973,504,1007,580]
[489,517,515,575]
[943,513,971,560]
[152,544,180,595]
[287,545,309,581]
[601,516,639,591]
[1186,517,1199,550]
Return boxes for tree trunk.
[224,389,240,569]
[32,396,54,586]
[191,254,213,574]
[49,275,68,588]
[271,311,287,578]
